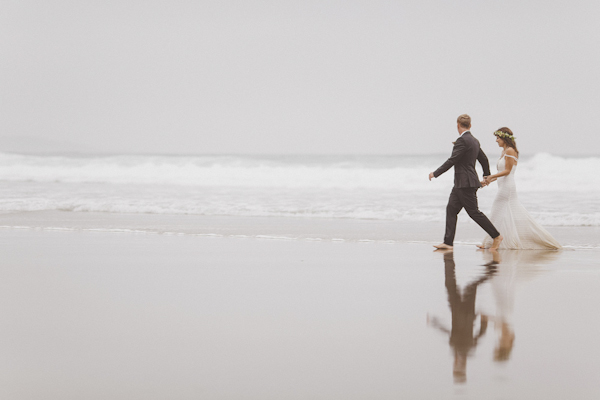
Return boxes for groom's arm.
[477,148,491,177]
[433,137,467,178]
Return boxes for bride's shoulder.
[505,148,518,157]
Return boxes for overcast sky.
[1,0,599,155]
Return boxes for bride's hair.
[495,127,519,156]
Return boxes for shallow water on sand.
[1,211,598,249]
[1,230,599,399]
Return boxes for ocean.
[0,152,598,228]
[0,153,600,226]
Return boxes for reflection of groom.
[429,114,503,250]
[428,250,497,383]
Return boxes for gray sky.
[1,0,599,155]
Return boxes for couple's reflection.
[429,249,561,383]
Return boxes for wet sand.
[1,210,597,248]
[1,228,599,399]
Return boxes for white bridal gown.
[482,154,561,250]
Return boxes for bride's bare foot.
[433,243,453,250]
[490,235,503,250]
[476,243,487,249]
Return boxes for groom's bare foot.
[433,243,453,250]
[490,235,503,250]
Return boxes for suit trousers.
[444,187,500,246]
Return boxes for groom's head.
[457,114,471,133]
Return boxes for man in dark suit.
[428,114,503,250]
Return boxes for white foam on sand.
[0,211,598,249]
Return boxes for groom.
[428,114,503,250]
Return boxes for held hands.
[432,172,496,186]
[481,176,497,187]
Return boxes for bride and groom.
[428,114,560,251]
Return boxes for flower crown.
[494,130,516,140]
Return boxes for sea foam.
[0,153,597,226]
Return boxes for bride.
[479,127,561,250]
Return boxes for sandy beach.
[1,224,599,399]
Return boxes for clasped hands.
[428,172,496,186]
[481,175,496,187]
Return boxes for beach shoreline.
[1,210,597,249]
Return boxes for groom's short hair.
[457,114,471,129]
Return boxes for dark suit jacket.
[433,131,491,188]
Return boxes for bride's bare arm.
[486,149,517,181]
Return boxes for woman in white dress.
[478,128,561,250]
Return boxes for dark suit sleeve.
[433,137,467,178]
[477,148,491,177]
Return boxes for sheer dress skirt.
[482,155,561,250]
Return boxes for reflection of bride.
[480,128,561,250]
[486,250,516,361]
[483,250,561,362]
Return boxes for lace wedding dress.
[482,154,561,250]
